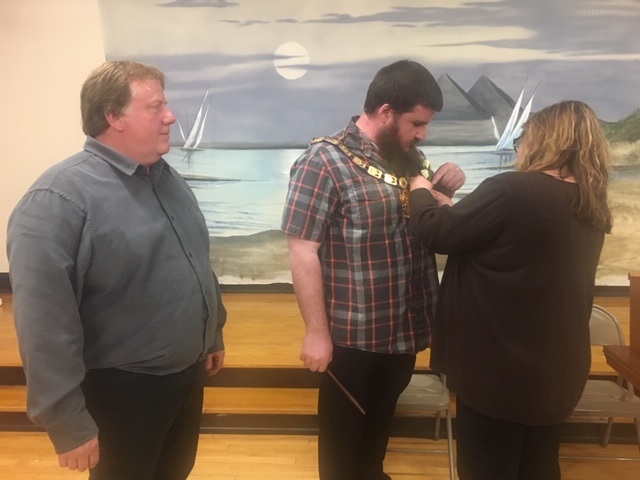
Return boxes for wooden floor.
[0,292,631,373]
[0,432,638,480]
[0,292,638,479]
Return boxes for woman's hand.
[431,190,454,207]
[410,175,453,207]
[409,175,433,192]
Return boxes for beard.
[377,123,423,178]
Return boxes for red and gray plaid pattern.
[281,119,437,354]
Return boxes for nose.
[164,108,177,125]
[415,126,427,142]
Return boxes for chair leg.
[634,418,640,455]
[434,411,442,441]
[603,417,614,447]
[446,408,455,480]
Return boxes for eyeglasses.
[513,136,522,153]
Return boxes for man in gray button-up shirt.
[7,60,226,480]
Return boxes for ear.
[378,104,395,123]
[105,110,125,133]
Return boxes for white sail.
[177,118,187,142]
[495,83,538,152]
[193,99,211,148]
[495,85,526,151]
[507,83,539,144]
[491,116,500,141]
[182,87,211,150]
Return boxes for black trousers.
[456,398,562,480]
[318,345,416,480]
[81,362,204,480]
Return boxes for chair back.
[589,304,625,347]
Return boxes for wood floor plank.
[0,432,638,480]
[0,386,319,415]
[204,388,317,414]
[0,385,25,412]
[0,293,630,372]
[0,292,637,479]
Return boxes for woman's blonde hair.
[516,100,613,233]
[81,60,166,137]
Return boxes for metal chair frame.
[570,304,640,454]
[395,373,455,480]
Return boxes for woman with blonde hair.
[409,100,612,480]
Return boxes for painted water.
[164,146,640,285]
[164,145,516,237]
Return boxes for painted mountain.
[436,74,491,121]
[471,76,517,112]
[426,74,526,146]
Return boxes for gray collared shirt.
[7,136,225,453]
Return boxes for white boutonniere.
[420,157,434,181]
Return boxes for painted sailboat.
[492,82,539,152]
[178,87,211,151]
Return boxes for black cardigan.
[410,171,605,425]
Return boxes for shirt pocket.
[346,183,395,230]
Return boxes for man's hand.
[300,329,333,372]
[58,435,99,472]
[204,350,225,376]
[432,163,465,198]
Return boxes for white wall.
[0,0,105,272]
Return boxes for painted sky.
[98,0,640,145]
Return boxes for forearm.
[287,235,334,371]
[410,175,508,255]
[288,240,330,335]
[11,265,98,452]
[11,279,98,453]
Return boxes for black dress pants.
[81,362,204,480]
[318,345,416,480]
[456,398,562,480]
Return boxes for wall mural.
[98,0,640,286]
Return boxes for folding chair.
[570,304,640,453]
[395,373,455,480]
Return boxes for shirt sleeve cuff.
[209,329,224,354]
[47,407,99,455]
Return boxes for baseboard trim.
[0,274,9,293]
[0,411,637,445]
[0,365,619,388]
[0,367,25,386]
[203,367,321,388]
[0,273,630,296]
[0,366,324,388]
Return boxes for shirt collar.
[83,136,168,177]
[340,116,425,175]
[341,116,385,165]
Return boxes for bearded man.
[281,60,465,480]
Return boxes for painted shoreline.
[209,175,639,286]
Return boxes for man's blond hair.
[81,60,166,137]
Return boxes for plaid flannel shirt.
[281,118,437,354]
